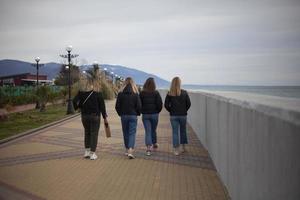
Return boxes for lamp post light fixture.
[110,71,114,84]
[80,70,86,85]
[103,68,107,80]
[114,74,118,84]
[117,75,122,85]
[34,57,40,109]
[32,57,44,109]
[93,61,99,69]
[60,45,79,114]
[82,70,86,80]
[115,74,122,88]
[93,61,100,80]
[35,57,40,88]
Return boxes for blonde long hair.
[122,77,139,94]
[79,71,102,92]
[169,77,181,96]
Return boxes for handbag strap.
[82,91,94,105]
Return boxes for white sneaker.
[127,148,135,159]
[90,152,98,160]
[84,149,90,158]
[146,150,151,156]
[128,153,135,159]
[181,144,186,153]
[174,148,179,156]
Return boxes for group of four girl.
[73,76,191,160]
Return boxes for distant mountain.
[0,59,61,80]
[0,59,169,87]
[96,64,169,87]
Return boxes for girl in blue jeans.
[140,78,163,156]
[115,77,141,159]
[164,77,191,156]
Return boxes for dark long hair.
[143,77,156,92]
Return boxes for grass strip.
[0,104,71,140]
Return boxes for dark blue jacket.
[73,90,107,118]
[164,90,191,116]
[115,85,142,116]
[139,90,162,114]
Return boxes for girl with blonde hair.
[73,72,108,160]
[115,77,142,159]
[120,77,139,93]
[164,77,191,156]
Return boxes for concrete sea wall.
[159,90,300,200]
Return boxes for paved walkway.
[0,100,229,200]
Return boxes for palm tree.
[54,64,80,86]
[80,64,114,99]
[85,64,101,91]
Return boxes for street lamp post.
[110,71,114,84]
[35,57,40,88]
[114,74,118,86]
[32,57,44,109]
[93,61,100,80]
[92,61,100,90]
[115,74,121,88]
[103,68,107,80]
[93,61,99,70]
[60,45,79,114]
[81,70,86,83]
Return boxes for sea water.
[182,85,300,99]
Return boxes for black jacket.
[73,90,107,118]
[139,90,162,114]
[164,90,191,116]
[115,85,142,116]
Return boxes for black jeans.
[81,114,100,152]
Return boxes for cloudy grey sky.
[1,0,300,85]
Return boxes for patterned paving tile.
[0,180,45,200]
[0,101,229,200]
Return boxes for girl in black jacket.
[164,77,191,156]
[139,78,163,156]
[73,83,108,160]
[115,77,141,159]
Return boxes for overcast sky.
[0,0,300,85]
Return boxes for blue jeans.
[170,116,188,148]
[142,113,159,146]
[121,115,138,149]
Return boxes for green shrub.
[36,86,52,112]
[0,86,63,109]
